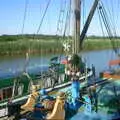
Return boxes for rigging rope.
[20,0,31,75]
[56,0,67,36]
[36,0,52,34]
[38,0,52,82]
[62,0,72,55]
[116,0,120,25]
[82,0,85,26]
[63,0,71,37]
[55,0,71,55]
[19,0,52,87]
[98,2,119,56]
[111,0,116,34]
[97,7,105,37]
[56,0,67,51]
[106,0,117,37]
[21,0,29,34]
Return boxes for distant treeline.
[86,35,120,39]
[0,34,120,56]
[0,34,66,42]
[1,34,120,42]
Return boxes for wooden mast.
[73,0,81,54]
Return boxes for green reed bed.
[0,37,63,55]
[83,38,120,51]
[0,35,120,56]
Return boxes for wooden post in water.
[73,0,81,54]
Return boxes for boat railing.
[32,67,92,90]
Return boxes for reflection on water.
[81,49,117,75]
[0,49,118,78]
[0,55,51,78]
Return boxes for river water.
[0,49,117,78]
[0,49,120,119]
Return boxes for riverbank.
[0,35,120,56]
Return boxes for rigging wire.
[82,0,90,67]
[101,1,118,51]
[56,0,67,36]
[81,0,86,41]
[56,0,66,50]
[97,4,113,61]
[56,0,69,54]
[12,0,30,100]
[63,0,71,37]
[116,0,120,26]
[98,2,119,56]
[97,6,105,37]
[99,5,115,47]
[60,0,67,34]
[111,0,117,36]
[36,0,52,34]
[110,0,119,58]
[39,0,52,81]
[62,0,72,55]
[106,0,118,37]
[56,0,63,35]
[21,0,30,74]
[21,0,29,34]
[82,0,85,27]
[102,0,116,36]
[106,0,120,37]
[22,0,52,86]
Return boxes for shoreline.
[0,47,117,57]
[0,36,120,56]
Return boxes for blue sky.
[0,0,120,36]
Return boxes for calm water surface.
[0,49,117,78]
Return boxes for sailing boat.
[1,0,120,119]
[0,0,93,109]
[19,0,120,119]
[4,0,98,119]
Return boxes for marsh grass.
[0,35,120,55]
